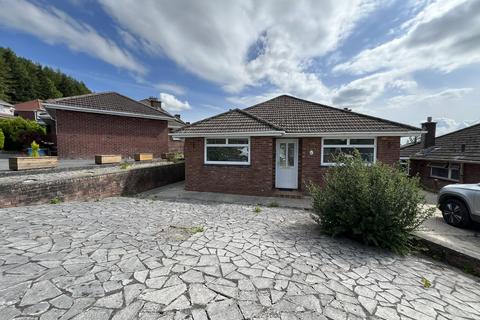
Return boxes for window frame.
[430,162,460,182]
[204,137,251,165]
[321,137,377,166]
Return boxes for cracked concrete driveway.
[1,198,479,320]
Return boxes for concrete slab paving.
[1,197,479,319]
[138,181,312,210]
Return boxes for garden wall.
[0,162,184,208]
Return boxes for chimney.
[421,116,436,149]
[174,114,181,119]
[145,97,163,111]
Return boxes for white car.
[437,183,480,228]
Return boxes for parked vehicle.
[437,184,480,227]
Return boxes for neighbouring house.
[401,118,480,191]
[14,99,44,120]
[171,95,422,196]
[140,97,185,154]
[0,99,14,119]
[42,92,184,158]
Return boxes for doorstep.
[138,181,313,210]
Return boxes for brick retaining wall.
[0,162,184,208]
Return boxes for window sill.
[430,176,460,183]
[203,163,251,168]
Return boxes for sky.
[0,0,479,137]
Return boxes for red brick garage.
[44,92,184,159]
[55,110,169,159]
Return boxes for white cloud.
[385,88,474,110]
[159,93,191,112]
[334,0,480,75]
[0,0,145,75]
[154,83,186,96]
[99,0,382,97]
[328,0,480,108]
[436,117,480,136]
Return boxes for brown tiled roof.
[400,141,423,158]
[174,95,421,135]
[401,123,480,163]
[176,108,283,134]
[14,99,43,111]
[44,92,175,119]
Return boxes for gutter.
[171,130,424,138]
[410,156,480,165]
[43,103,175,121]
[170,131,286,138]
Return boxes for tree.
[0,55,9,101]
[0,47,91,104]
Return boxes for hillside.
[0,47,91,104]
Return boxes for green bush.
[309,151,434,254]
[165,152,184,163]
[0,117,46,151]
[30,140,40,158]
[0,129,4,150]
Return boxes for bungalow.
[42,92,184,158]
[401,118,480,191]
[14,99,44,121]
[171,95,422,196]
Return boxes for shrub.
[0,129,4,150]
[165,152,184,163]
[309,151,434,254]
[50,196,61,204]
[30,140,40,158]
[254,206,262,213]
[119,162,130,170]
[0,117,46,150]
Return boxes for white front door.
[275,139,298,189]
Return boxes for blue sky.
[0,0,479,136]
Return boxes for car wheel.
[441,199,470,228]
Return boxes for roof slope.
[14,99,43,111]
[44,92,175,119]
[245,95,420,133]
[174,95,421,136]
[176,108,283,135]
[401,123,480,163]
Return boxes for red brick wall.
[15,111,36,120]
[464,163,480,184]
[168,129,184,153]
[300,137,327,191]
[0,163,184,208]
[184,137,275,195]
[410,159,480,191]
[300,136,400,190]
[185,135,401,195]
[55,110,169,159]
[377,136,400,165]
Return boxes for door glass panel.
[288,143,295,167]
[279,143,287,167]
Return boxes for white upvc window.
[430,162,460,181]
[204,137,250,165]
[321,137,376,166]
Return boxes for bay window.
[430,162,460,181]
[321,138,376,166]
[204,137,250,165]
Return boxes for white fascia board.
[170,131,285,137]
[410,156,480,164]
[43,103,175,121]
[283,131,425,137]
